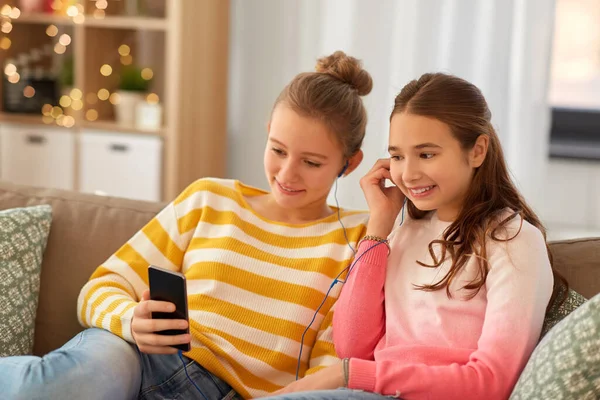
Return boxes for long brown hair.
[272,51,373,158]
[392,73,567,308]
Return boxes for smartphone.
[148,265,191,352]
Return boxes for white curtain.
[228,0,556,212]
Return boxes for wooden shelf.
[0,112,47,126]
[13,13,167,31]
[80,120,165,137]
[0,113,164,136]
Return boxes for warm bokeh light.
[23,86,35,98]
[66,5,78,17]
[0,37,11,50]
[146,93,159,104]
[73,14,85,24]
[120,55,133,65]
[100,64,113,76]
[51,0,61,11]
[59,34,71,46]
[59,95,72,108]
[2,22,13,34]
[4,63,16,76]
[63,115,75,128]
[0,5,11,16]
[118,44,131,57]
[42,104,53,116]
[96,0,108,10]
[86,93,98,105]
[46,25,58,37]
[51,106,63,118]
[93,9,105,19]
[42,115,54,124]
[71,99,83,111]
[97,88,110,101]
[109,93,121,105]
[141,68,153,80]
[70,88,83,100]
[54,43,66,54]
[86,109,99,121]
[7,73,20,83]
[9,7,20,19]
[56,114,65,126]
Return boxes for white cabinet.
[0,124,75,190]
[78,131,163,202]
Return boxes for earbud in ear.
[338,161,349,178]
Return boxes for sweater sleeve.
[76,181,203,342]
[305,305,339,375]
[346,225,554,400]
[333,240,389,360]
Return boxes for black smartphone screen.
[148,265,191,352]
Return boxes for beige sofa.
[0,180,599,357]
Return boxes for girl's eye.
[390,155,403,161]
[272,148,285,156]
[421,153,435,159]
[305,160,321,168]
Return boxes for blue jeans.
[0,328,241,400]
[261,388,393,400]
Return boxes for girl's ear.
[470,135,489,168]
[343,150,364,176]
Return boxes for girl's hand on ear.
[360,158,405,238]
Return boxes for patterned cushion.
[510,292,600,399]
[0,205,52,356]
[540,286,587,339]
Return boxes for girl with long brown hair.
[263,73,565,400]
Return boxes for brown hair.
[392,72,567,308]
[272,51,373,158]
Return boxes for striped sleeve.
[305,304,339,375]
[76,180,204,342]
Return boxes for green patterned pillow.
[510,292,600,400]
[540,286,587,339]
[0,205,52,356]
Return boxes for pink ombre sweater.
[333,211,553,400]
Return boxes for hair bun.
[315,51,373,96]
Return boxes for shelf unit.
[0,0,229,201]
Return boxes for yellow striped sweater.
[77,178,369,398]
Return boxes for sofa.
[1,180,599,359]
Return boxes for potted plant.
[115,64,151,126]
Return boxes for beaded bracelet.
[358,234,391,254]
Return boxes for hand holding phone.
[130,266,191,353]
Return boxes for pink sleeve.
[333,240,388,360]
[347,227,554,400]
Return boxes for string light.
[70,88,83,100]
[146,93,159,104]
[2,22,13,34]
[4,63,16,76]
[54,43,66,54]
[9,7,20,19]
[109,93,121,105]
[0,5,11,16]
[97,88,110,101]
[63,115,75,128]
[100,64,113,76]
[141,68,153,80]
[66,5,78,17]
[59,95,72,108]
[42,104,53,116]
[51,106,63,118]
[71,99,83,111]
[56,114,65,126]
[73,14,85,24]
[96,0,108,10]
[23,86,35,98]
[120,55,132,65]
[0,37,11,50]
[46,25,58,37]
[118,45,131,56]
[42,116,54,124]
[59,34,71,46]
[7,73,20,83]
[86,109,98,121]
